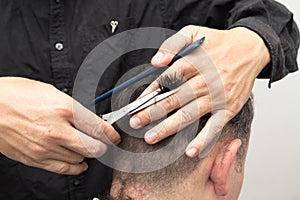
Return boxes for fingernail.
[115,137,121,144]
[145,132,158,143]
[129,117,142,129]
[152,51,165,63]
[83,163,88,171]
[186,147,199,157]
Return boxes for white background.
[239,0,300,199]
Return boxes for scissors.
[101,88,179,124]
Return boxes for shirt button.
[61,87,68,93]
[55,42,64,51]
[73,179,80,186]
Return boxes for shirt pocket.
[80,17,136,57]
[79,17,140,114]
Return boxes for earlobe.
[210,139,242,196]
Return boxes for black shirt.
[0,0,298,199]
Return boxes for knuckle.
[137,109,152,125]
[230,99,244,113]
[224,98,244,120]
[21,154,35,167]
[69,154,84,164]
[182,25,196,32]
[90,124,104,139]
[195,77,208,89]
[185,61,198,74]
[58,102,73,118]
[211,124,224,135]
[55,163,71,174]
[164,95,179,111]
[28,145,48,161]
[78,156,85,163]
[197,98,211,114]
[92,122,119,144]
[88,143,107,158]
[50,95,73,118]
[178,109,194,123]
[157,122,169,136]
[148,104,166,120]
[224,83,234,95]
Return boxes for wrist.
[229,27,271,76]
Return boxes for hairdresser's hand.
[130,25,270,157]
[0,77,120,174]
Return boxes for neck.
[110,180,206,200]
[110,164,213,200]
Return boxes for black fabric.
[0,0,298,199]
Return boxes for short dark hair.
[108,69,254,199]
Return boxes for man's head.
[102,70,254,200]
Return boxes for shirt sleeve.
[227,0,299,87]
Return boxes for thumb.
[151,26,196,66]
[151,51,173,66]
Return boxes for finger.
[139,58,199,98]
[137,80,160,99]
[185,110,227,158]
[130,74,209,129]
[71,100,120,144]
[45,145,85,164]
[3,134,88,174]
[144,96,211,144]
[2,141,88,175]
[23,142,85,165]
[43,122,108,159]
[1,130,84,166]
[59,128,108,159]
[14,151,88,175]
[139,46,210,99]
[151,26,201,66]
[37,159,89,175]
[75,129,108,158]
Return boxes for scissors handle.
[129,88,179,115]
[101,89,161,124]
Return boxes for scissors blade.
[129,88,179,115]
[101,88,161,124]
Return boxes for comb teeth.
[157,73,184,93]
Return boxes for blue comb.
[92,36,205,105]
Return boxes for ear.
[210,139,242,196]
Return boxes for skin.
[0,77,120,175]
[130,26,270,157]
[0,25,268,175]
[110,139,244,200]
